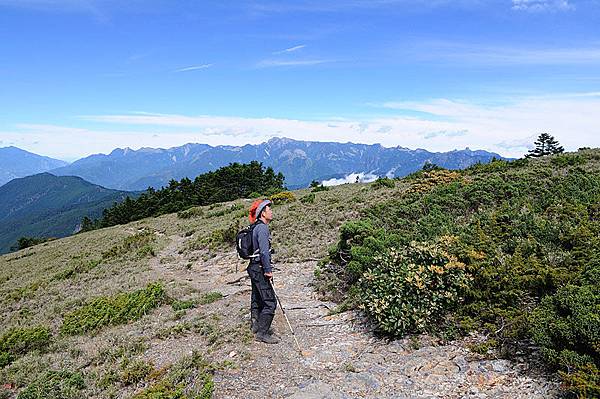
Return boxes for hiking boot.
[251,311,275,335]
[250,310,260,334]
[256,313,279,344]
[256,332,280,344]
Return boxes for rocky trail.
[149,235,560,399]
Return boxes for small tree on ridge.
[526,133,564,158]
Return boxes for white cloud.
[174,64,213,72]
[322,172,378,186]
[512,0,574,12]
[273,44,306,54]
[403,42,600,66]
[4,92,599,160]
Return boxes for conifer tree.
[526,133,564,158]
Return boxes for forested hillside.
[81,161,284,231]
[0,173,132,254]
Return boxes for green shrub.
[270,191,296,204]
[120,359,154,385]
[199,292,223,305]
[177,207,205,219]
[102,230,156,260]
[551,154,586,167]
[530,282,599,396]
[560,363,599,398]
[60,283,166,335]
[358,238,470,335]
[172,299,197,311]
[206,203,243,218]
[0,351,14,368]
[204,222,238,248]
[371,177,395,189]
[311,184,329,193]
[12,237,55,251]
[51,259,101,281]
[300,193,315,204]
[17,370,84,399]
[0,326,51,366]
[132,352,214,399]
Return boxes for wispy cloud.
[174,64,213,72]
[6,91,598,160]
[273,44,306,54]
[75,91,600,158]
[256,59,330,68]
[512,0,575,12]
[402,41,600,66]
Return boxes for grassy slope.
[0,178,410,398]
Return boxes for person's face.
[262,205,273,222]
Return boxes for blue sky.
[1,0,599,161]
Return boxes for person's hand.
[264,271,273,279]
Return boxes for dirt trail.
[149,235,559,399]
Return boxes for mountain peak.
[0,147,69,187]
[267,137,296,146]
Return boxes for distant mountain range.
[0,146,68,186]
[0,173,133,254]
[49,138,507,190]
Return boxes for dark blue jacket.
[251,221,272,273]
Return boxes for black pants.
[247,263,277,317]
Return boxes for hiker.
[247,199,279,344]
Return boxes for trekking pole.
[269,279,303,355]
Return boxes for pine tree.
[526,133,564,158]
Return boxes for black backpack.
[236,222,260,260]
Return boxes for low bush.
[101,230,156,260]
[132,352,213,399]
[60,282,166,335]
[405,170,460,194]
[51,258,101,281]
[206,203,244,219]
[120,359,154,386]
[299,193,315,204]
[371,177,395,189]
[310,181,329,193]
[529,279,600,396]
[203,222,239,248]
[177,207,204,219]
[11,237,55,252]
[0,326,51,367]
[359,238,470,335]
[551,154,586,167]
[270,191,296,204]
[17,370,84,399]
[172,299,197,311]
[199,292,223,305]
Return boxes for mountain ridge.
[50,137,507,190]
[0,173,134,253]
[0,146,68,187]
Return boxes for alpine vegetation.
[317,149,600,396]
